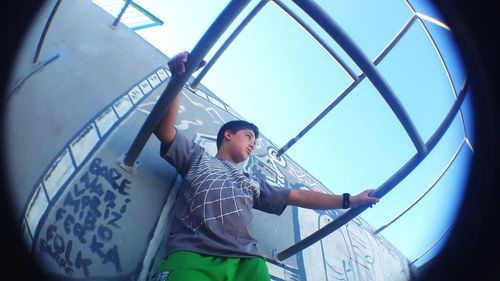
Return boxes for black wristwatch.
[342,193,350,209]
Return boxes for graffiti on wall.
[38,157,132,277]
[287,159,326,193]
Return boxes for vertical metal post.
[122,0,251,167]
[190,0,268,90]
[112,0,132,27]
[33,0,62,64]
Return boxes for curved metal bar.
[374,138,466,234]
[404,0,473,153]
[426,78,468,149]
[10,53,60,97]
[465,137,474,153]
[419,19,473,151]
[122,0,251,167]
[272,0,357,80]
[291,0,426,155]
[277,15,418,157]
[190,0,269,90]
[276,79,469,261]
[33,0,62,64]
[412,223,452,264]
[277,153,423,261]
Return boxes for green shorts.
[156,251,271,281]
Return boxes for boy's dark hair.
[216,120,259,149]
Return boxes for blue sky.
[127,0,473,267]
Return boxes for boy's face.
[223,129,256,163]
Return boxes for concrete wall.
[4,1,411,280]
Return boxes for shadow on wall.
[1,0,499,280]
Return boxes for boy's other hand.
[168,51,206,75]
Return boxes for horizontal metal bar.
[291,0,426,156]
[374,139,466,234]
[272,0,357,80]
[277,14,418,157]
[276,79,469,261]
[190,0,268,89]
[131,22,162,31]
[122,0,251,167]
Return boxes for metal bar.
[465,137,474,153]
[33,0,62,64]
[272,0,357,80]
[10,54,60,97]
[190,0,268,89]
[372,15,417,65]
[374,139,465,234]
[404,0,472,151]
[277,153,423,261]
[112,0,132,27]
[277,80,359,157]
[276,80,469,261]
[291,0,426,155]
[417,18,472,151]
[122,0,251,167]
[412,223,453,264]
[131,22,162,31]
[129,0,164,25]
[426,78,468,150]
[277,14,418,157]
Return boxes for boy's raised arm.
[154,52,205,145]
[154,93,181,145]
[287,188,379,210]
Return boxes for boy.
[153,52,379,281]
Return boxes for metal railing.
[33,0,62,64]
[119,0,472,263]
[121,0,252,167]
[111,0,132,27]
[374,139,466,235]
[94,0,164,30]
[276,14,418,157]
[412,223,452,264]
[290,0,426,156]
[404,0,473,153]
[277,78,468,260]
[189,0,269,90]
